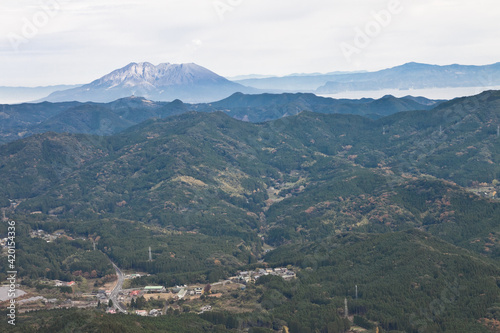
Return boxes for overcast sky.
[0,0,499,86]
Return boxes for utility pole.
[355,285,358,300]
[344,298,348,318]
[149,246,152,261]
[439,125,443,136]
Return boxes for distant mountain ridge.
[316,62,500,93]
[196,92,442,122]
[41,62,254,103]
[16,62,500,104]
[235,62,500,93]
[0,93,443,144]
[0,85,81,104]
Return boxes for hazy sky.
[0,0,499,86]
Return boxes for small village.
[467,181,499,200]
[0,222,298,317]
[107,266,296,316]
[2,265,296,317]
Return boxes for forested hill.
[1,90,499,245]
[0,93,441,144]
[264,230,500,332]
[1,90,500,332]
[193,92,441,122]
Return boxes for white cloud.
[0,0,499,86]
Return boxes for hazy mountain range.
[194,92,442,122]
[0,62,498,105]
[0,93,442,144]
[235,62,500,92]
[0,85,80,104]
[316,62,500,93]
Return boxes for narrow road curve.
[109,260,127,314]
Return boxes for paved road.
[109,261,127,314]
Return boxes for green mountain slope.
[265,230,500,332]
[0,309,231,333]
[0,97,189,144]
[1,91,500,332]
[0,93,441,144]
[0,132,107,200]
[0,101,81,143]
[2,92,499,249]
[196,92,441,122]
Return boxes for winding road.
[109,260,127,314]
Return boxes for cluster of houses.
[231,267,296,284]
[199,305,212,314]
[124,267,296,307]
[29,229,63,243]
[1,229,65,248]
[53,280,76,287]
[134,309,162,317]
[129,285,204,300]
[171,285,204,299]
[35,266,296,317]
[469,182,499,199]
